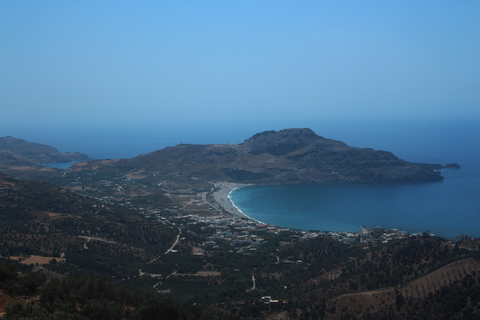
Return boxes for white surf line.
[227,187,264,224]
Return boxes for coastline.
[212,182,261,223]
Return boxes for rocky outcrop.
[444,163,461,169]
[240,128,337,155]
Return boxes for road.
[165,228,182,254]
[78,236,116,244]
[202,192,223,214]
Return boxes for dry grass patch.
[9,255,63,266]
[39,167,56,172]
[8,166,35,171]
[46,212,62,218]
[124,170,148,179]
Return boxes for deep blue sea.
[6,119,479,239]
[230,166,480,239]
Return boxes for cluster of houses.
[133,203,411,249]
[328,226,408,244]
[72,176,411,248]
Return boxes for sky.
[1,1,479,158]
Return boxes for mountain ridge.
[0,136,91,166]
[71,128,447,184]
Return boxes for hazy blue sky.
[1,1,479,157]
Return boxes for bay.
[226,120,480,239]
[230,166,480,239]
[44,161,82,169]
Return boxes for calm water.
[230,166,480,239]
[45,161,82,169]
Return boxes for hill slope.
[0,173,177,278]
[0,136,90,166]
[78,128,444,184]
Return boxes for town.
[67,173,414,252]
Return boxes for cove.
[230,168,480,239]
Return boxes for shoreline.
[210,181,473,239]
[211,182,262,223]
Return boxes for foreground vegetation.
[1,170,480,319]
[0,266,230,320]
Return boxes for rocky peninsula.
[79,128,447,185]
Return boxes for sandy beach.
[211,182,251,219]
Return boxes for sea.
[229,167,479,239]
[228,120,480,239]
[8,119,480,239]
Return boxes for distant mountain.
[0,136,90,166]
[73,128,445,184]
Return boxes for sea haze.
[6,119,478,163]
